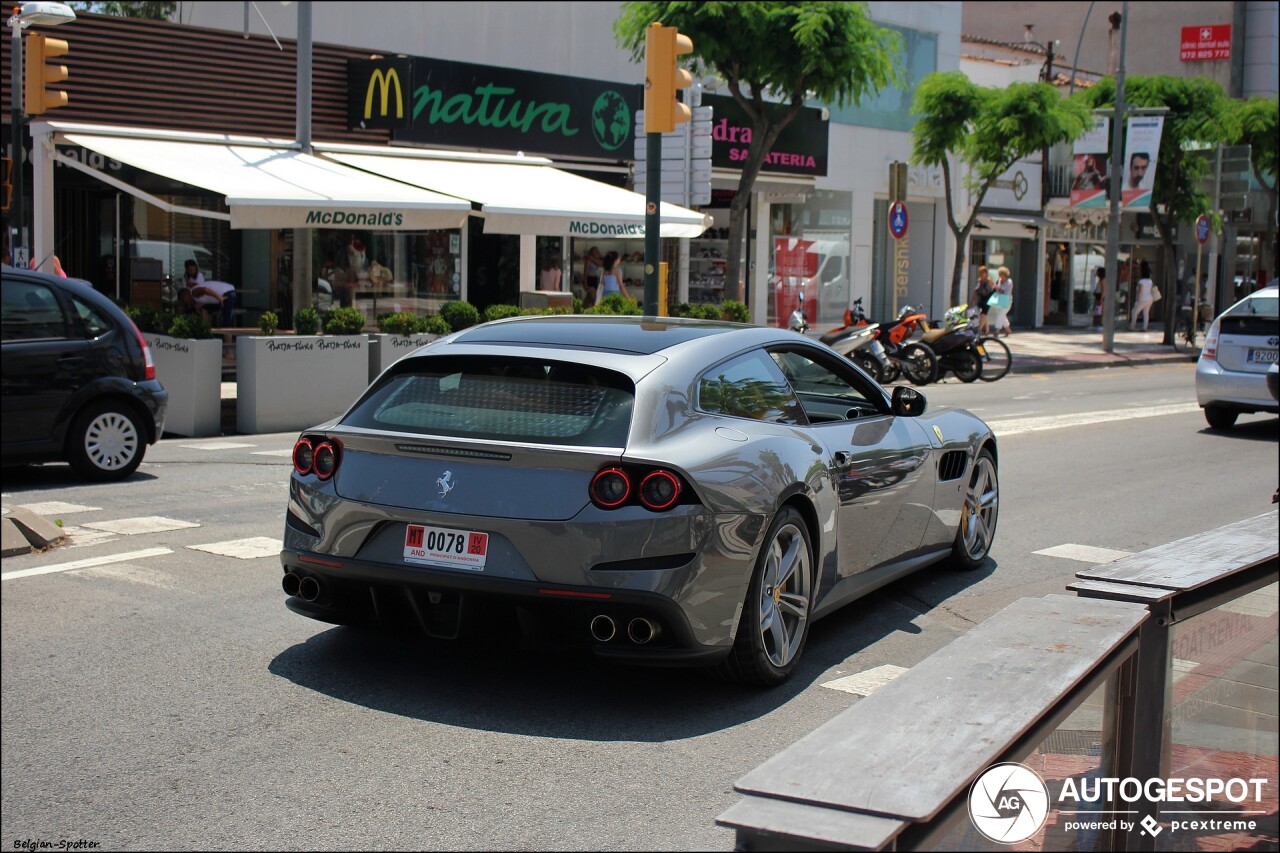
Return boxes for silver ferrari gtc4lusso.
[280,315,999,685]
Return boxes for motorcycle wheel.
[951,348,983,383]
[881,360,901,384]
[853,351,885,384]
[900,343,938,386]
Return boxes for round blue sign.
[889,201,909,239]
[1195,214,1210,244]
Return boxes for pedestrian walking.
[596,251,629,304]
[1090,267,1105,330]
[1130,261,1155,331]
[988,266,1014,337]
[970,265,994,336]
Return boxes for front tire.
[67,402,146,481]
[1204,405,1238,430]
[952,448,998,570]
[716,507,814,687]
[901,343,938,386]
[853,351,885,384]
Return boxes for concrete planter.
[235,335,370,434]
[368,333,438,382]
[144,333,223,437]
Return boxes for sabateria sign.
[349,56,643,161]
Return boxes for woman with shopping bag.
[987,266,1014,337]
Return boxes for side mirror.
[891,385,926,417]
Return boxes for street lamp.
[7,1,74,267]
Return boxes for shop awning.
[316,143,712,239]
[46,123,473,231]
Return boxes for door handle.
[833,451,851,466]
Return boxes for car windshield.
[1225,291,1278,319]
[342,355,634,447]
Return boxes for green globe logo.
[591,90,631,152]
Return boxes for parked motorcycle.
[819,298,892,382]
[864,304,938,386]
[788,286,810,335]
[919,308,983,382]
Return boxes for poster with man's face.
[1122,116,1164,208]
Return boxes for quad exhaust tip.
[282,572,301,597]
[628,618,659,645]
[298,576,321,603]
[589,614,616,643]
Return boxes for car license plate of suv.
[404,524,489,570]
[1247,349,1278,364]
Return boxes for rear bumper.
[279,548,732,665]
[1196,359,1280,413]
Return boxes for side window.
[1,281,69,341]
[699,349,808,425]
[771,348,877,422]
[70,296,113,339]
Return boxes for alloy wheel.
[757,523,812,668]
[960,454,998,562]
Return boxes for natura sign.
[349,57,642,160]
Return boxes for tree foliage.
[616,2,901,303]
[67,1,176,20]
[1081,76,1239,341]
[1232,96,1278,277]
[911,71,1091,306]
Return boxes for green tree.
[67,1,176,19]
[911,71,1091,307]
[1082,76,1240,344]
[1231,96,1278,280]
[616,1,900,303]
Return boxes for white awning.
[51,125,472,231]
[317,143,711,239]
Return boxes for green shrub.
[293,306,321,336]
[259,311,279,336]
[325,306,367,335]
[167,313,214,339]
[440,300,480,331]
[542,306,572,315]
[378,311,423,336]
[597,293,642,315]
[422,314,453,336]
[572,296,584,314]
[668,303,693,319]
[124,306,174,334]
[720,300,750,323]
[484,303,523,323]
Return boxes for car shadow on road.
[266,558,996,742]
[1197,416,1279,442]
[0,464,160,492]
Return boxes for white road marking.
[77,563,180,591]
[820,664,909,696]
[988,402,1200,436]
[1,548,173,582]
[15,501,102,516]
[177,441,257,451]
[61,526,119,548]
[188,537,283,559]
[81,516,201,536]
[252,450,295,457]
[1034,543,1134,563]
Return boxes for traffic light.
[644,23,693,134]
[25,32,71,116]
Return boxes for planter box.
[236,335,370,434]
[144,334,223,437]
[368,333,438,382]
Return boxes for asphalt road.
[2,361,1277,851]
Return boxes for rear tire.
[67,402,146,481]
[1204,406,1238,430]
[952,448,998,570]
[715,507,814,687]
[951,349,983,383]
[853,351,885,384]
[900,343,938,386]
[976,336,1012,381]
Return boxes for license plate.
[975,344,987,357]
[403,524,489,570]
[1247,348,1278,364]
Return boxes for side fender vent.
[938,450,968,482]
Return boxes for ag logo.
[591,89,631,151]
[968,762,1050,844]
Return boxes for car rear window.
[1224,292,1278,320]
[342,355,634,447]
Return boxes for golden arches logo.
[364,68,404,120]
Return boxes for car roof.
[2,265,127,315]
[449,315,753,356]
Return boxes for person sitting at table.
[183,259,237,326]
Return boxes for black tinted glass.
[1,281,69,341]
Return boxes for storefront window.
[769,190,852,328]
[314,228,462,324]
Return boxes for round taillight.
[313,442,338,480]
[639,470,681,511]
[292,439,314,475]
[590,468,631,509]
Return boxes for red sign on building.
[1180,25,1231,62]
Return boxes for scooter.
[818,299,892,381]
[866,304,938,386]
[919,309,983,382]
[788,287,810,335]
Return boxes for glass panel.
[70,295,112,339]
[1,281,69,341]
[315,228,463,325]
[1159,582,1278,851]
[698,349,806,425]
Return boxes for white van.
[131,240,227,279]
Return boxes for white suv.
[1195,283,1279,429]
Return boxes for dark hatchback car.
[2,265,167,480]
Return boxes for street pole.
[9,17,24,262]
[1101,1,1128,353]
[291,0,313,326]
[643,130,660,316]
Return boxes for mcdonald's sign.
[348,58,413,130]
